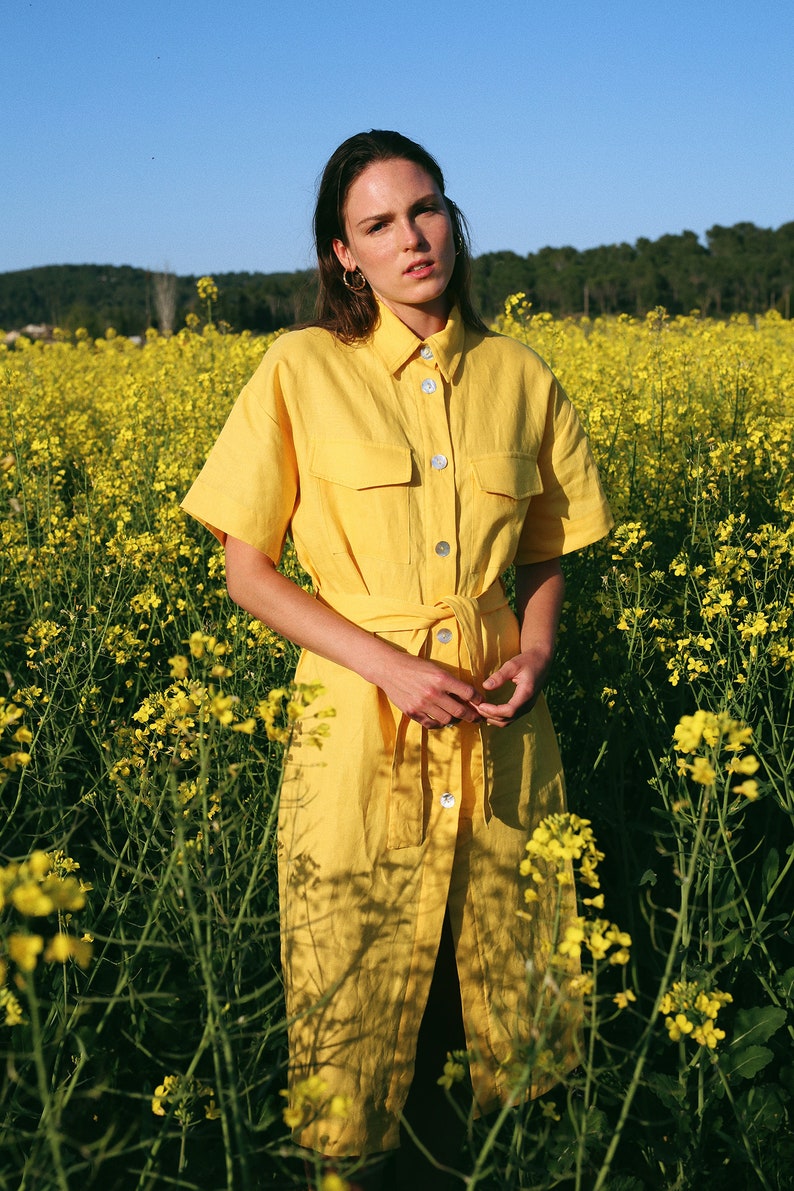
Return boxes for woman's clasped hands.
[376,647,552,730]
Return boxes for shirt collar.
[367,300,466,382]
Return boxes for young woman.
[182,130,612,1188]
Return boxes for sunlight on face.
[333,157,456,338]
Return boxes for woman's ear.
[332,238,356,273]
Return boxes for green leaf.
[778,966,794,1003]
[730,1005,787,1050]
[645,1071,686,1109]
[736,1083,786,1134]
[722,1044,774,1081]
[761,847,779,899]
[639,868,657,886]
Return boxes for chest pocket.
[310,440,413,564]
[470,453,542,560]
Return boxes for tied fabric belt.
[318,583,510,849]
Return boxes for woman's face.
[332,157,456,338]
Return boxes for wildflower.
[659,980,732,1049]
[321,1176,349,1191]
[169,654,189,679]
[196,276,219,304]
[8,933,44,972]
[437,1050,467,1089]
[44,932,93,968]
[521,813,604,891]
[613,989,637,1010]
[280,1074,333,1129]
[726,753,760,776]
[689,756,717,785]
[11,881,55,917]
[1,987,25,1026]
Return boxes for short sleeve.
[180,347,298,563]
[515,378,613,564]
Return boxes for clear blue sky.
[3,0,791,277]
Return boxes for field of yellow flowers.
[2,293,793,1190]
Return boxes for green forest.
[1,220,791,338]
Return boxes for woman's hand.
[374,649,484,730]
[477,647,552,726]
[477,557,565,728]
[224,536,482,727]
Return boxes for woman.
[182,130,612,1187]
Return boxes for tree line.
[1,221,791,338]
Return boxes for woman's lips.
[405,260,434,276]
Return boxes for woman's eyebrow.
[355,194,440,228]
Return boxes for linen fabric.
[181,302,613,1155]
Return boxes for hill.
[0,221,791,337]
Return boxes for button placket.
[407,352,457,581]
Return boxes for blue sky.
[3,0,791,276]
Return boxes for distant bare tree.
[153,268,177,333]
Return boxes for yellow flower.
[44,932,72,963]
[659,980,732,1048]
[613,989,637,1010]
[1,987,25,1026]
[169,654,189,679]
[437,1052,467,1090]
[44,933,93,969]
[689,756,717,785]
[196,276,219,304]
[321,1176,349,1191]
[726,753,759,775]
[11,881,55,917]
[8,932,44,972]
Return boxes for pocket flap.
[471,453,542,499]
[310,440,412,490]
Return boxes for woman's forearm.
[223,535,482,728]
[478,558,564,723]
[515,557,565,665]
[224,535,393,685]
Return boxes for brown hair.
[312,130,485,341]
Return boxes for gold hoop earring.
[343,268,367,292]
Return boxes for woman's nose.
[401,219,427,249]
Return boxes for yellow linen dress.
[181,301,613,1155]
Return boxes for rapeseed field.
[2,294,793,1188]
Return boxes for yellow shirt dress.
[181,301,613,1156]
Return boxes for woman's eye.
[367,221,385,234]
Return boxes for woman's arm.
[224,535,483,729]
[476,557,564,726]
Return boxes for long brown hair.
[313,130,485,342]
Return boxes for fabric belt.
[317,583,510,849]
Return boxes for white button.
[420,345,434,360]
[435,540,451,557]
[431,454,448,470]
[436,628,453,643]
[440,792,455,809]
[421,378,437,394]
